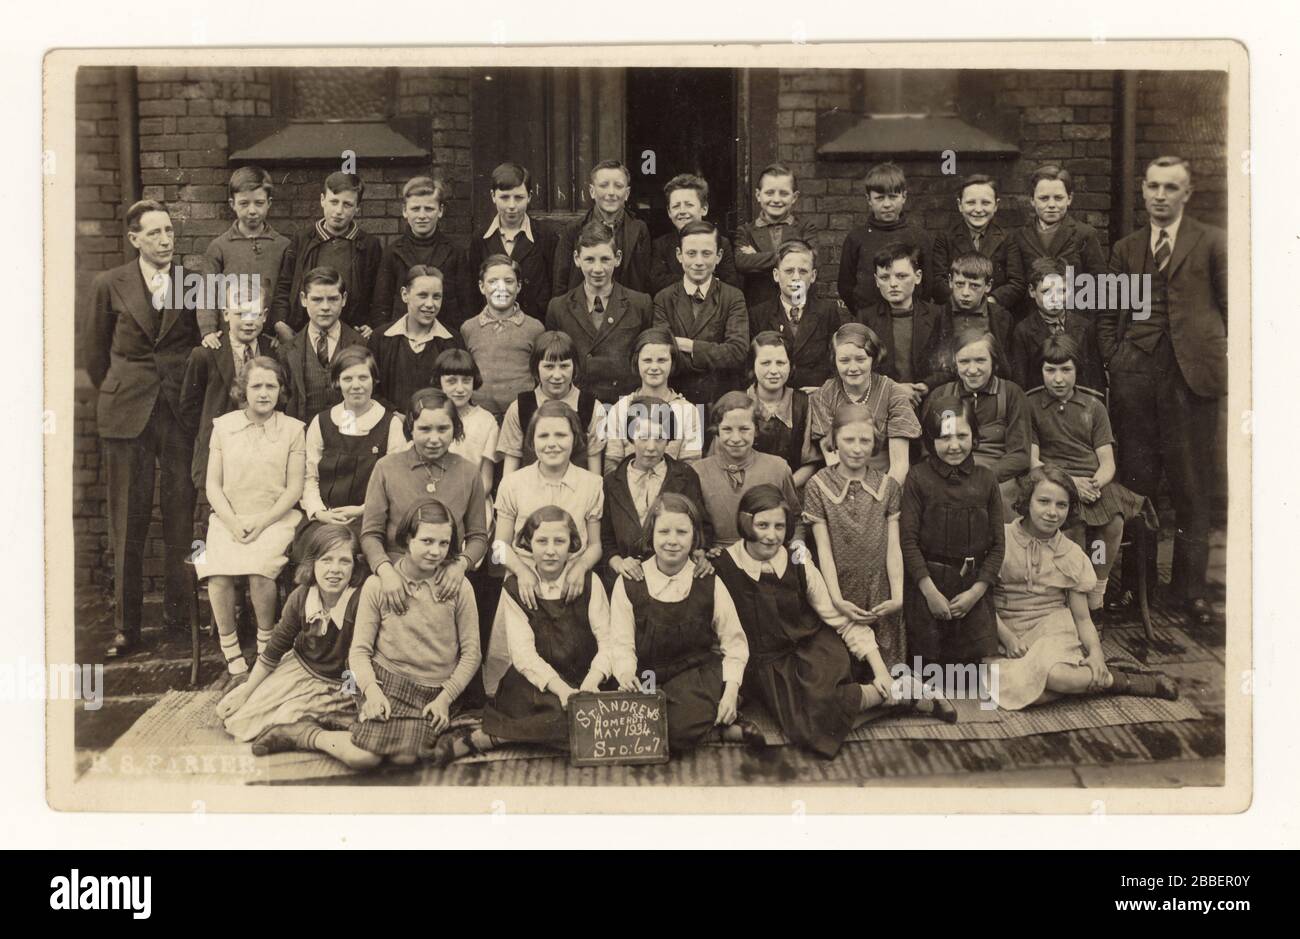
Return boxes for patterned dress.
[985,519,1098,710]
[802,465,905,669]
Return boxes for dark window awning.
[227,118,430,164]
[817,112,1020,161]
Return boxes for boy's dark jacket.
[931,219,1025,311]
[601,455,713,566]
[649,231,742,295]
[544,282,654,404]
[554,207,652,296]
[1006,215,1106,320]
[370,227,476,333]
[275,323,368,421]
[1008,309,1106,393]
[747,296,850,389]
[467,217,559,323]
[179,333,279,489]
[857,297,953,390]
[271,222,384,332]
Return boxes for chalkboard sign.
[568,690,670,766]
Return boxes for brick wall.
[1134,71,1229,230]
[73,66,476,595]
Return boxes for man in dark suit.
[651,221,750,407]
[545,220,654,405]
[87,201,200,656]
[275,267,366,422]
[1099,155,1228,625]
[467,162,558,322]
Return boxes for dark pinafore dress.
[482,573,602,748]
[753,390,810,477]
[623,574,725,751]
[293,405,394,566]
[713,551,861,758]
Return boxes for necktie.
[149,270,169,311]
[972,231,982,251]
[724,463,745,490]
[789,305,803,326]
[1154,229,1171,272]
[592,295,605,333]
[242,344,254,371]
[692,288,705,305]
[315,330,330,369]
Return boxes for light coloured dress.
[985,519,1098,710]
[196,410,306,580]
[802,464,905,669]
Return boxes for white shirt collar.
[1150,214,1184,251]
[308,320,341,342]
[533,385,581,410]
[139,256,169,285]
[304,585,357,636]
[643,557,695,590]
[384,315,453,340]
[627,458,666,482]
[682,275,713,299]
[229,335,249,358]
[531,461,582,492]
[725,540,789,581]
[484,214,535,243]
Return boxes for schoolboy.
[368,264,465,413]
[180,284,278,493]
[460,254,546,419]
[1006,163,1106,321]
[544,220,653,405]
[747,239,848,389]
[856,242,951,405]
[651,220,750,406]
[275,266,367,422]
[648,174,741,293]
[554,159,651,295]
[467,161,558,322]
[946,251,1015,367]
[371,175,474,332]
[734,162,817,310]
[199,165,291,344]
[1008,257,1105,392]
[837,161,935,314]
[271,172,383,335]
[931,173,1024,309]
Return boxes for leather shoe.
[1105,590,1135,614]
[105,631,140,658]
[1184,598,1216,627]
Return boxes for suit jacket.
[179,333,279,489]
[271,223,385,332]
[858,298,952,390]
[1099,214,1228,398]
[649,231,741,295]
[734,216,819,310]
[748,296,849,390]
[600,455,712,565]
[467,217,558,323]
[544,282,653,404]
[87,259,201,439]
[370,228,475,333]
[930,220,1025,311]
[1008,310,1105,393]
[1006,215,1106,320]
[554,207,652,296]
[276,323,367,421]
[652,279,750,405]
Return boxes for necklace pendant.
[425,482,437,493]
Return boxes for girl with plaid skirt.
[433,506,617,765]
[346,500,482,766]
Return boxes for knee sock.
[256,626,274,655]
[218,631,247,675]
[1088,577,1108,611]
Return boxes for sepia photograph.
[42,40,1250,813]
